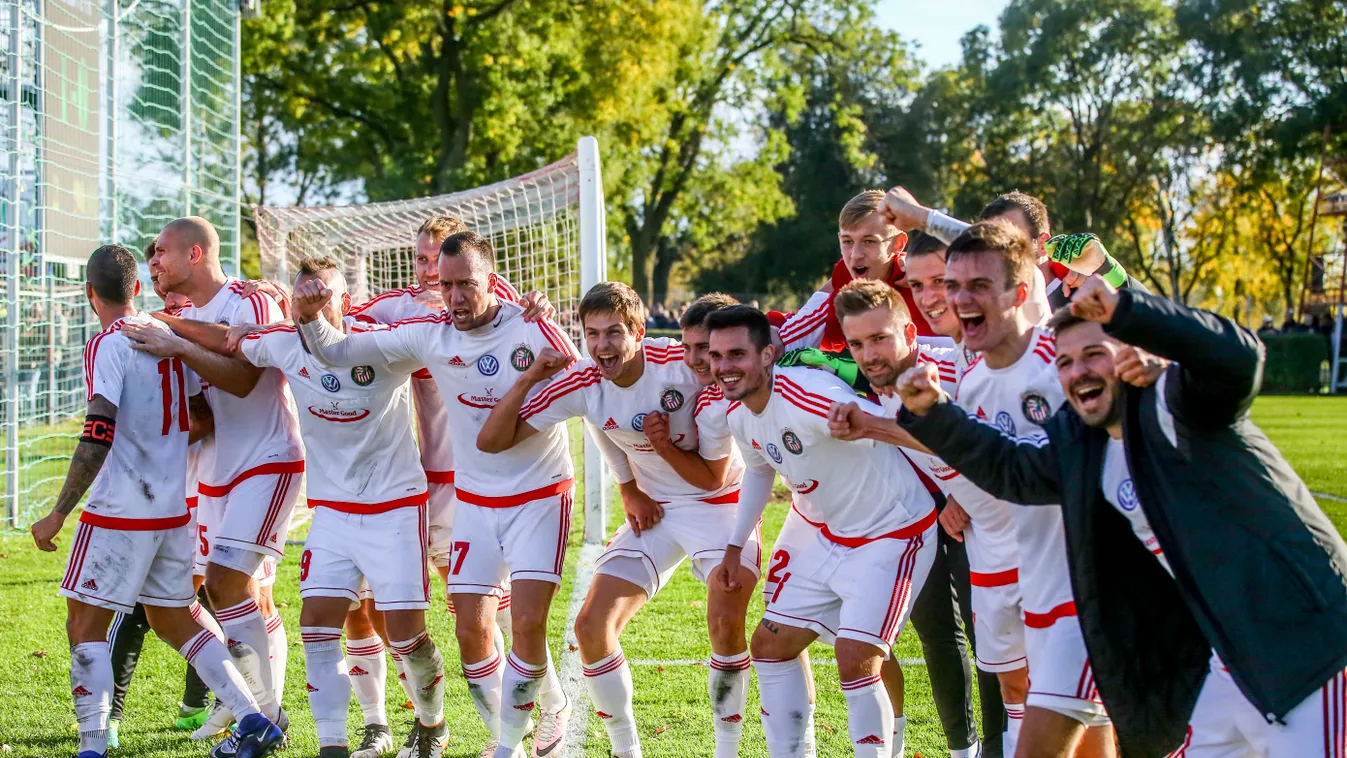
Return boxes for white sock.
[709,652,750,758]
[302,627,350,748]
[1005,701,1025,757]
[215,598,278,719]
[266,614,288,706]
[754,657,812,757]
[584,649,639,754]
[805,701,817,757]
[391,632,444,727]
[390,650,417,705]
[496,652,545,756]
[179,629,259,720]
[71,642,112,754]
[345,636,388,727]
[893,713,907,757]
[842,673,893,758]
[951,740,982,758]
[189,601,224,641]
[462,652,504,739]
[536,645,566,714]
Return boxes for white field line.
[561,543,603,757]
[629,658,927,668]
[1313,491,1347,504]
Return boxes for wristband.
[1099,253,1129,288]
[81,415,116,447]
[925,209,971,245]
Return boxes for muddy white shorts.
[299,504,430,611]
[198,465,302,566]
[763,511,937,655]
[445,488,575,596]
[597,499,762,598]
[970,569,1027,672]
[60,520,196,614]
[764,506,814,603]
[194,491,278,585]
[1024,609,1110,726]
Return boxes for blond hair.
[416,215,469,243]
[839,190,890,231]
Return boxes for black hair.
[87,245,139,304]
[704,305,772,351]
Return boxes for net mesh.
[254,153,585,343]
[2,0,241,527]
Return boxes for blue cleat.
[208,712,284,758]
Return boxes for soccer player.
[128,256,446,758]
[292,231,578,758]
[824,279,1030,756]
[916,222,1116,758]
[29,244,283,758]
[893,276,1347,757]
[475,282,759,758]
[705,305,938,758]
[146,217,303,729]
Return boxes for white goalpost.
[253,136,610,543]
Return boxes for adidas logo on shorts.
[856,735,885,745]
[349,666,369,676]
[71,685,93,697]
[596,711,611,719]
[80,578,98,591]
[307,683,319,692]
[602,417,619,431]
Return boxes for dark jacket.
[898,290,1347,757]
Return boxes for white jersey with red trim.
[347,279,521,483]
[240,323,427,512]
[877,342,1020,575]
[82,314,201,526]
[728,366,933,540]
[181,278,302,489]
[519,338,742,504]
[777,289,832,351]
[303,299,578,505]
[955,326,1071,614]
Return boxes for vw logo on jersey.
[1117,479,1139,511]
[321,373,341,392]
[781,429,803,455]
[994,411,1016,435]
[351,365,376,387]
[631,413,647,432]
[660,388,685,412]
[765,443,783,464]
[510,344,535,372]
[477,354,500,376]
[1021,391,1052,426]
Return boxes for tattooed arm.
[31,395,118,551]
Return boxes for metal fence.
[1,0,241,528]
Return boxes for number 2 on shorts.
[767,549,792,604]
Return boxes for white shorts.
[426,481,456,568]
[195,492,278,585]
[970,572,1027,672]
[60,521,197,614]
[764,506,813,603]
[300,505,430,611]
[1025,612,1110,726]
[596,501,763,598]
[763,512,937,654]
[199,468,301,563]
[445,489,574,596]
[1169,659,1346,757]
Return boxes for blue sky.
[873,0,1009,70]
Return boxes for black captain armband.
[81,415,116,447]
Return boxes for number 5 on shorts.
[450,541,470,575]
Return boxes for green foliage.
[1259,331,1330,394]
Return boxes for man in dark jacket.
[892,276,1347,757]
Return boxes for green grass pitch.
[1,396,1344,757]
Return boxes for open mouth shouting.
[1070,376,1109,416]
[957,308,987,341]
[595,351,622,374]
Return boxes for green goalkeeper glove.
[1045,233,1128,288]
[776,347,870,393]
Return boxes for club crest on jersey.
[1021,391,1052,426]
[781,428,803,455]
[351,365,376,386]
[631,412,647,432]
[1117,479,1139,511]
[765,442,783,464]
[963,345,978,367]
[477,354,500,376]
[321,373,341,392]
[660,388,685,413]
[510,344,535,372]
[994,411,1016,435]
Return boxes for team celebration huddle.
[30,183,1347,758]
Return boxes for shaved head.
[161,216,220,263]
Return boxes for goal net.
[254,136,610,542]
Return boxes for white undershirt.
[1100,437,1171,574]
